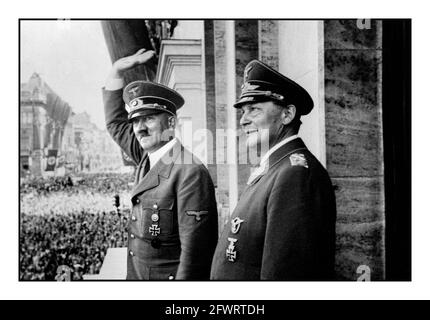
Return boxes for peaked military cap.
[123,80,185,121]
[234,60,314,115]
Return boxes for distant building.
[20,73,61,177]
[62,111,124,173]
[20,73,124,177]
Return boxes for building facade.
[62,112,125,173]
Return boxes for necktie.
[140,156,151,181]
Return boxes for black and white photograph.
[17,18,411,284]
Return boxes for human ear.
[281,104,296,125]
[168,116,176,129]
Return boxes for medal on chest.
[148,203,162,248]
[225,217,245,262]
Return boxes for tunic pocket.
[141,198,176,240]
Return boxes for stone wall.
[324,20,385,280]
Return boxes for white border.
[2,0,428,300]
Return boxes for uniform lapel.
[131,164,160,198]
[247,164,268,186]
[157,140,182,179]
[131,140,182,198]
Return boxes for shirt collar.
[260,134,299,167]
[148,138,178,169]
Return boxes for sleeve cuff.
[105,77,125,91]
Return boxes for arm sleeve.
[175,165,218,280]
[102,88,143,165]
[261,166,319,280]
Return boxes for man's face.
[239,101,284,150]
[132,112,173,153]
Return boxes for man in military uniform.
[103,49,218,280]
[210,60,337,280]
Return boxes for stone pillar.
[212,20,235,229]
[324,20,384,280]
[258,20,279,69]
[203,20,217,183]
[30,104,48,176]
[234,21,259,198]
[278,21,326,164]
[211,20,259,230]
[156,38,207,165]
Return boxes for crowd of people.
[20,173,134,281]
[20,176,75,195]
[20,173,134,195]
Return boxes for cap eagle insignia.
[244,64,253,80]
[241,82,260,92]
[128,86,140,97]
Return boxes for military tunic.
[210,138,336,280]
[104,88,218,280]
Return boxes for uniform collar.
[148,138,178,169]
[259,134,299,167]
[131,140,182,199]
[247,136,306,186]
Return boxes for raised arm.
[103,49,156,165]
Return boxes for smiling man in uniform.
[103,49,218,280]
[210,60,337,280]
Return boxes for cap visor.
[128,110,164,121]
[233,96,273,108]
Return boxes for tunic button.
[129,250,134,256]
[131,215,137,221]
[130,233,135,239]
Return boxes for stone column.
[324,20,384,280]
[278,20,326,165]
[156,38,207,165]
[30,104,48,176]
[212,20,234,229]
[234,21,259,198]
[212,20,259,229]
[258,20,279,69]
[203,20,217,183]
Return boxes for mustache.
[137,130,149,137]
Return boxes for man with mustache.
[210,60,337,280]
[103,49,218,280]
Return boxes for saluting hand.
[111,48,156,78]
